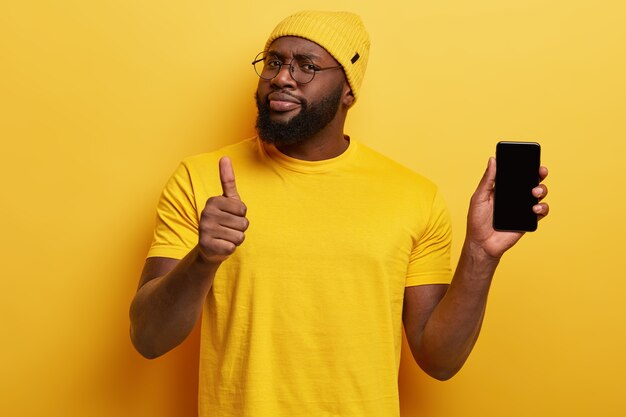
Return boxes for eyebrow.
[266,50,321,62]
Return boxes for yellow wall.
[1,1,624,416]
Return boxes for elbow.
[423,365,459,381]
[129,325,165,360]
[129,298,165,359]
[138,349,162,360]
[414,353,464,381]
[408,339,467,381]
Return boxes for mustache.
[256,90,307,107]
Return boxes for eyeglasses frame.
[252,52,343,85]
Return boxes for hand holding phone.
[493,141,541,232]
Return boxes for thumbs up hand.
[219,156,241,200]
[198,157,249,264]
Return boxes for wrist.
[193,246,222,273]
[460,240,500,278]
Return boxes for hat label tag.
[351,53,360,64]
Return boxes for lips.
[267,92,302,112]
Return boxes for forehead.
[266,36,336,63]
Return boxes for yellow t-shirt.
[148,137,452,417]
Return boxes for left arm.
[403,157,549,380]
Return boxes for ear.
[342,83,355,108]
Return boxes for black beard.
[255,84,343,146]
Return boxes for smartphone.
[493,141,541,232]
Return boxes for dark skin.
[256,37,355,160]
[129,157,246,359]
[129,37,550,380]
[403,160,549,379]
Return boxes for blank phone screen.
[493,141,541,232]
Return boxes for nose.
[271,63,296,89]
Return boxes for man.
[129,10,549,417]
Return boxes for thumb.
[219,156,240,200]
[476,157,496,197]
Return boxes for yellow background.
[1,0,624,416]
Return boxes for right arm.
[129,157,248,359]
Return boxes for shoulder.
[182,137,260,171]
[177,137,264,184]
[172,137,263,198]
[353,141,440,196]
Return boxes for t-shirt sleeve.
[405,189,453,287]
[147,161,199,260]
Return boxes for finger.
[476,157,496,195]
[533,202,550,220]
[539,166,548,181]
[199,222,246,249]
[470,157,496,206]
[210,227,247,247]
[200,238,237,259]
[204,196,247,217]
[202,202,248,228]
[217,212,249,231]
[532,184,548,200]
[219,156,240,200]
[219,197,247,217]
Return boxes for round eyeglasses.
[252,51,343,85]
